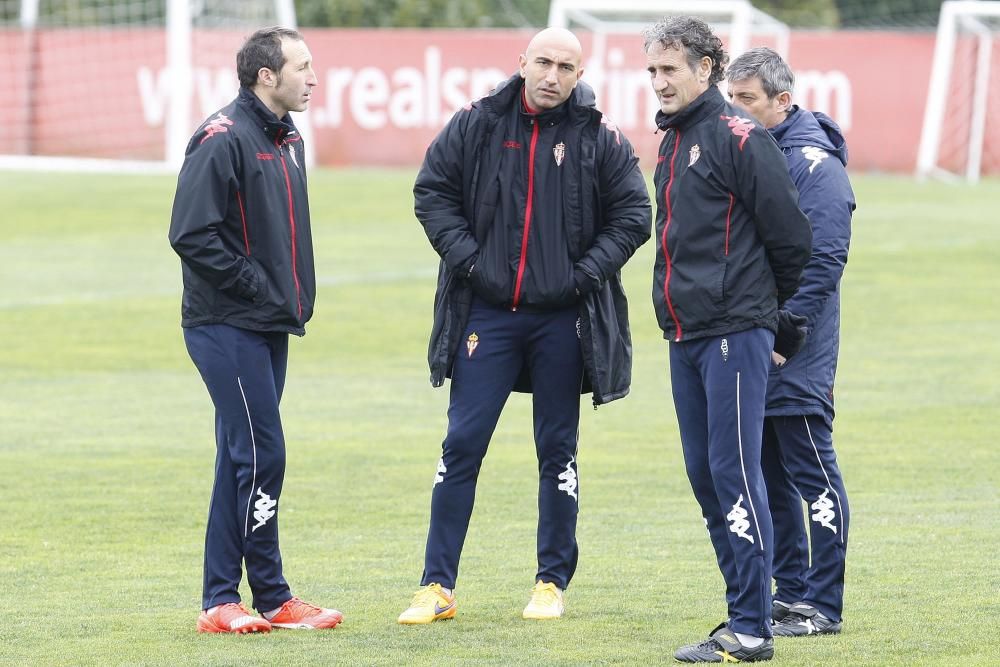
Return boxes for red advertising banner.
[1,27,996,173]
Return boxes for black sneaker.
[674,623,775,663]
[771,603,842,637]
[771,600,792,624]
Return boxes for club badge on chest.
[553,142,565,167]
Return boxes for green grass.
[0,169,997,665]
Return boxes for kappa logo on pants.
[726,494,755,544]
[252,487,277,532]
[558,457,578,501]
[433,457,447,486]
[811,488,838,533]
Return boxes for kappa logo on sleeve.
[720,115,754,151]
[199,112,234,145]
[802,146,830,173]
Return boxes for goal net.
[917,0,1000,182]
[0,0,301,173]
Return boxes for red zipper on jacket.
[276,139,303,319]
[661,130,683,341]
[511,117,540,312]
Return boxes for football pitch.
[0,169,997,665]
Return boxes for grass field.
[0,169,997,665]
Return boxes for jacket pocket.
[712,259,729,305]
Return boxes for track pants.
[421,300,584,590]
[763,414,849,622]
[670,328,774,638]
[184,324,292,612]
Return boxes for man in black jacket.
[169,27,341,635]
[400,27,650,624]
[644,16,812,663]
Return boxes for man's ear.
[258,67,277,87]
[776,90,793,113]
[699,56,713,83]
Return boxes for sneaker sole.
[398,608,457,625]
[271,620,342,630]
[197,623,271,634]
[773,626,841,637]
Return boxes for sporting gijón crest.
[553,142,566,166]
[721,115,754,151]
[199,112,234,145]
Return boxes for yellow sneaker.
[397,583,457,625]
[522,580,564,620]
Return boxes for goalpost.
[917,0,1000,183]
[0,0,305,173]
[548,0,790,66]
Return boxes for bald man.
[399,28,650,624]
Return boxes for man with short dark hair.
[727,46,855,638]
[643,16,812,663]
[170,26,342,634]
[400,27,650,624]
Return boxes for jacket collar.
[655,85,726,132]
[238,87,298,142]
[483,72,598,124]
[769,105,849,166]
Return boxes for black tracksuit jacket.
[415,74,651,405]
[169,87,315,336]
[652,86,811,342]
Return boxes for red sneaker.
[267,597,343,630]
[197,603,272,634]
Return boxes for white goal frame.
[547,0,790,64]
[1,0,303,173]
[917,0,1000,183]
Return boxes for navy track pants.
[670,328,775,638]
[184,324,292,612]
[763,414,849,621]
[421,300,583,590]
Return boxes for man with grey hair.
[644,16,812,663]
[727,46,855,638]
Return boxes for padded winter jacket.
[415,73,651,405]
[765,106,856,423]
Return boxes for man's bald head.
[525,27,583,62]
[519,28,585,111]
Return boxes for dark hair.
[726,47,795,99]
[236,26,304,89]
[642,16,728,86]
